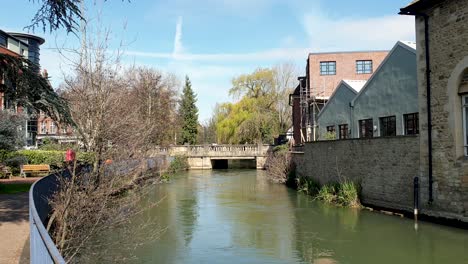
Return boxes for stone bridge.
[153,145,273,169]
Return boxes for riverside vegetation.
[265,145,361,208]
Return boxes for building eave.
[7,32,45,45]
[399,0,444,15]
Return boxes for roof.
[317,80,365,118]
[342,80,367,93]
[0,29,29,48]
[351,41,416,106]
[309,50,389,56]
[399,41,416,50]
[399,0,444,14]
[7,32,45,45]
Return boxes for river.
[118,170,468,263]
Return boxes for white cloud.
[173,16,184,58]
[302,13,415,51]
[126,47,310,62]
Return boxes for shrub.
[0,111,26,150]
[161,156,188,181]
[313,180,361,208]
[0,149,12,163]
[16,150,64,168]
[324,131,336,140]
[5,155,28,175]
[296,176,320,195]
[76,152,96,165]
[336,181,360,207]
[272,144,289,153]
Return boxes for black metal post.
[414,177,420,221]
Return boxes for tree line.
[207,63,298,144]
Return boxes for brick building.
[0,30,44,146]
[290,50,388,144]
[0,30,76,146]
[400,0,468,221]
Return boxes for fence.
[29,173,66,263]
[29,157,168,263]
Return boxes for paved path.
[0,191,33,263]
[0,177,42,185]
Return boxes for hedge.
[0,150,96,170]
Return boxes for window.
[359,119,373,138]
[320,61,336,75]
[326,125,335,133]
[339,124,348,139]
[463,95,468,156]
[356,60,373,74]
[50,122,56,134]
[404,113,419,135]
[380,116,396,137]
[41,121,47,134]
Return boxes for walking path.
[0,177,41,264]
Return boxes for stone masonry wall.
[415,0,468,221]
[292,136,419,212]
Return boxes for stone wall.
[415,0,468,221]
[292,136,419,211]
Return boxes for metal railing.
[153,144,272,157]
[30,173,66,264]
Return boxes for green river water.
[120,170,468,264]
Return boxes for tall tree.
[179,76,199,145]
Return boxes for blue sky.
[1,0,415,121]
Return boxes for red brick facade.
[307,51,389,98]
[291,50,389,145]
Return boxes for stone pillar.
[188,157,212,170]
[256,157,267,170]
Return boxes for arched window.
[459,69,468,155]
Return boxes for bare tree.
[124,67,180,148]
[47,161,167,263]
[273,62,299,133]
[46,16,181,262]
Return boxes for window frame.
[379,115,397,137]
[320,61,336,76]
[338,124,348,139]
[326,125,336,133]
[356,60,373,74]
[358,118,373,138]
[403,113,419,135]
[41,121,47,134]
[50,122,56,134]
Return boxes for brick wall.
[308,51,388,98]
[292,136,420,212]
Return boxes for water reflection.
[120,170,468,264]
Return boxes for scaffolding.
[299,77,329,143]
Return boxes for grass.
[295,177,361,208]
[0,183,32,194]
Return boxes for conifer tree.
[179,76,199,145]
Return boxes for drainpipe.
[422,14,434,204]
[400,10,433,204]
[349,102,354,138]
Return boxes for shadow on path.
[0,192,29,224]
